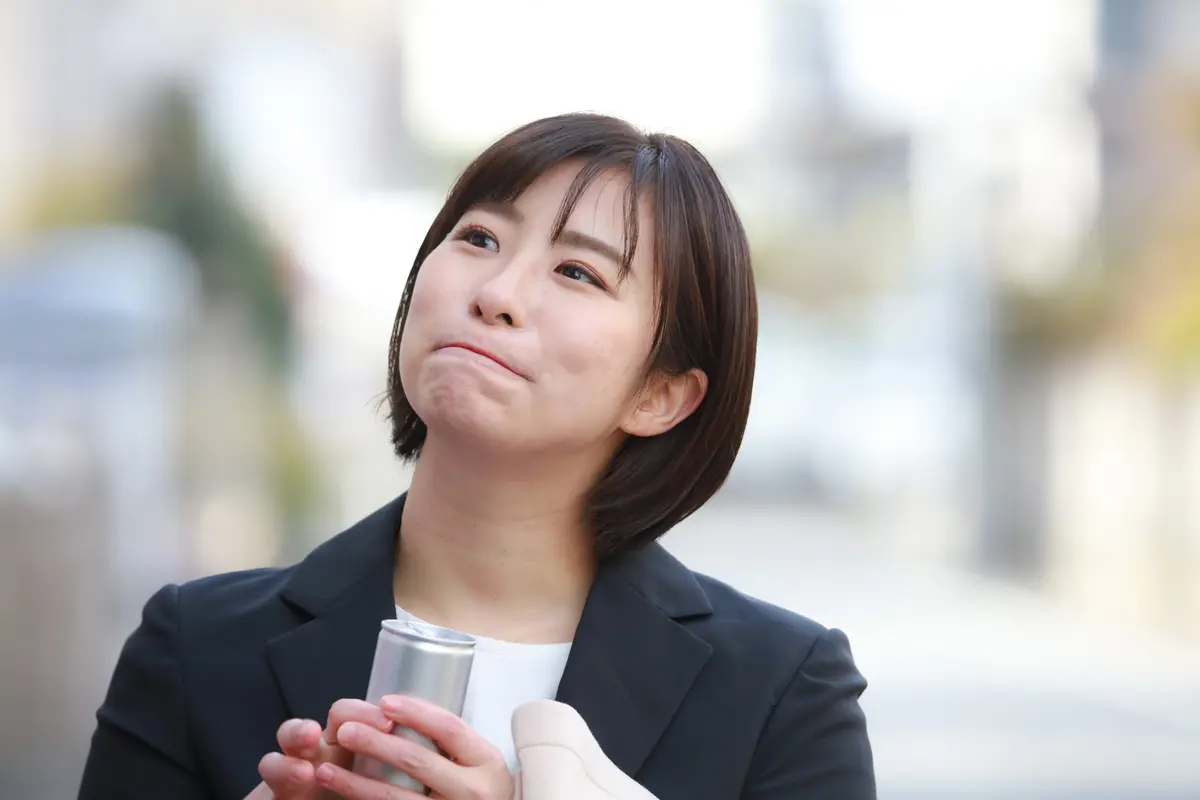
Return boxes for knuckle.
[275,719,296,742]
[481,765,515,799]
[443,712,470,740]
[327,698,357,725]
[481,747,508,770]
[258,755,304,792]
[395,742,432,772]
[277,718,316,750]
[259,752,289,776]
[329,697,388,737]
[462,778,495,800]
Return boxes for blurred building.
[0,0,37,242]
[0,227,200,798]
[1034,0,1200,634]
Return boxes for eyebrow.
[471,201,624,266]
[473,201,524,224]
[555,229,624,266]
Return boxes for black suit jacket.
[79,494,875,799]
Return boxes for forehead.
[517,162,627,218]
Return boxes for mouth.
[439,342,527,379]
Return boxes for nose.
[471,265,530,328]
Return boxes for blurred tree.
[21,82,321,550]
[21,160,130,230]
[125,85,324,547]
[999,78,1200,378]
[128,84,295,378]
[750,189,913,315]
[997,247,1123,358]
[987,75,1200,627]
[20,84,296,379]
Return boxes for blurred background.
[1,0,1199,797]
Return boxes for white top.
[394,605,572,771]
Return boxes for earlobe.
[620,369,708,438]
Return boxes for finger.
[257,751,317,795]
[314,761,424,800]
[380,695,502,768]
[336,721,457,793]
[326,698,394,745]
[277,718,324,760]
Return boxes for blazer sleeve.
[78,583,209,799]
[741,628,876,800]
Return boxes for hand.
[313,694,514,800]
[248,701,395,799]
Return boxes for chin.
[414,384,521,448]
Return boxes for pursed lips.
[439,342,528,379]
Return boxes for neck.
[392,434,602,643]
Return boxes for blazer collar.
[265,496,403,726]
[265,493,713,779]
[554,543,713,778]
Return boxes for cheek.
[553,311,648,393]
[406,257,454,317]
[399,253,462,341]
[397,266,446,384]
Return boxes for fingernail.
[316,763,335,783]
[339,721,359,742]
[381,695,404,713]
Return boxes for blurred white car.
[724,290,974,506]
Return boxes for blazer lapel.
[262,492,715,780]
[265,496,404,724]
[555,543,713,779]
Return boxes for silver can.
[351,618,476,794]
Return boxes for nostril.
[501,313,514,326]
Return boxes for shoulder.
[171,565,296,632]
[116,565,303,674]
[140,496,402,659]
[173,564,292,614]
[689,568,842,673]
[685,571,875,797]
[612,541,858,695]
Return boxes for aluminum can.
[351,618,476,793]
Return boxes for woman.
[79,113,875,799]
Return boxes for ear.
[620,369,708,438]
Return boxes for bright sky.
[395,0,771,153]
[207,1,1095,198]
[831,0,1095,126]
[395,0,1093,143]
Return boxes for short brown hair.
[386,113,757,557]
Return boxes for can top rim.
[381,618,476,647]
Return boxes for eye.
[454,225,499,252]
[556,262,603,288]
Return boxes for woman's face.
[399,162,697,457]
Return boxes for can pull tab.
[405,620,441,639]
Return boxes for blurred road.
[663,500,1200,800]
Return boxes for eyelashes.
[451,224,607,290]
[453,224,499,252]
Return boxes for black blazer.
[79,494,875,799]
